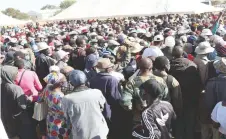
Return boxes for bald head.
[139,57,153,70]
[172,46,183,58]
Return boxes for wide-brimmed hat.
[201,29,213,36]
[154,35,164,42]
[96,58,114,69]
[130,43,144,53]
[37,42,50,52]
[195,42,214,54]
[56,50,69,60]
[108,40,120,46]
[213,58,226,74]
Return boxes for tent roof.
[49,0,223,21]
[0,12,29,26]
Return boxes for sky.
[0,0,63,12]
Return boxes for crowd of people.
[1,13,226,139]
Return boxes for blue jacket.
[89,72,121,121]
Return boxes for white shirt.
[142,46,164,58]
[211,102,226,135]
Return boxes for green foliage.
[41,4,58,10]
[54,9,63,16]
[2,8,30,20]
[60,0,76,9]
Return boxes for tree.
[41,4,58,10]
[2,8,30,20]
[60,0,76,9]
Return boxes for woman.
[38,66,71,139]
[1,65,27,139]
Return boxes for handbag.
[32,89,48,121]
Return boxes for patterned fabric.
[38,86,71,139]
[121,74,168,125]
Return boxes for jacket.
[169,58,202,108]
[1,66,27,138]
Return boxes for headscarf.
[2,51,15,66]
[1,65,18,84]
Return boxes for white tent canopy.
[0,12,30,26]
[49,0,223,21]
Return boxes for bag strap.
[18,70,26,85]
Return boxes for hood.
[170,58,196,71]
[1,65,18,84]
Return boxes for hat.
[165,36,175,47]
[85,54,99,70]
[37,42,49,52]
[213,58,226,74]
[90,39,98,43]
[108,40,120,46]
[69,70,87,87]
[69,31,78,35]
[180,36,187,43]
[63,45,74,50]
[96,58,114,69]
[10,38,18,43]
[201,29,213,36]
[56,50,69,60]
[154,35,164,42]
[49,65,60,73]
[195,42,214,54]
[130,43,144,53]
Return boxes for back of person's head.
[141,79,163,100]
[76,37,85,47]
[154,56,170,71]
[172,46,183,58]
[139,57,153,71]
[14,51,25,59]
[14,59,24,69]
[24,43,30,49]
[86,47,97,55]
[69,39,76,46]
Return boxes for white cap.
[154,35,164,42]
[108,40,120,46]
[180,36,187,43]
[165,36,175,47]
[201,29,213,36]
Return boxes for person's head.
[140,79,164,105]
[69,39,76,47]
[154,56,170,72]
[76,38,86,48]
[69,70,87,88]
[153,35,164,46]
[86,47,97,55]
[61,66,74,80]
[14,59,24,69]
[37,42,50,55]
[13,51,25,60]
[172,46,183,58]
[23,43,31,49]
[223,34,226,41]
[138,57,153,73]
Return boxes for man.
[89,58,122,139]
[142,34,164,58]
[153,56,183,139]
[14,50,34,70]
[121,57,168,126]
[162,36,175,60]
[70,37,86,70]
[132,79,176,139]
[35,42,55,86]
[62,70,108,139]
[169,46,202,139]
[203,58,226,139]
[1,65,27,139]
